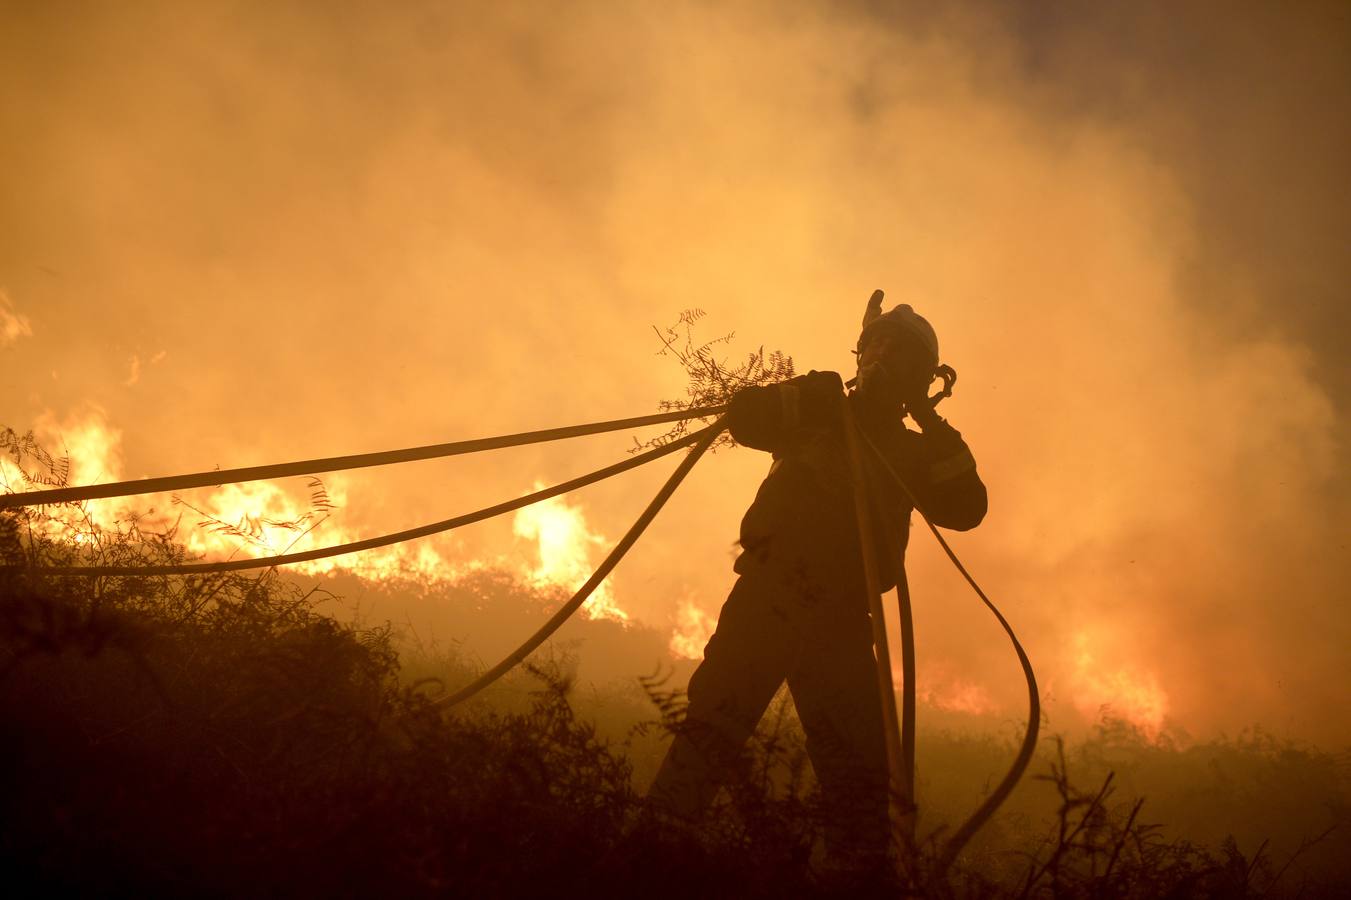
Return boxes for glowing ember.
[512,487,628,623]
[669,597,717,660]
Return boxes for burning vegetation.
[2,422,1348,897]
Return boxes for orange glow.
[7,410,543,590]
[2,408,128,540]
[920,678,997,716]
[3,1,1346,745]
[0,289,33,347]
[669,597,717,660]
[512,487,628,624]
[1069,631,1169,738]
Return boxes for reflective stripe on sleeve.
[930,445,976,482]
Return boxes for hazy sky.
[2,1,1347,744]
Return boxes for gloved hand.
[899,378,943,430]
[795,370,846,429]
[726,370,845,449]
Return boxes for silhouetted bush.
[2,429,1347,897]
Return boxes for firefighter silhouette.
[647,292,987,865]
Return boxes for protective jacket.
[728,370,987,608]
[645,369,988,855]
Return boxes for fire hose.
[434,421,722,707]
[0,404,726,510]
[849,419,1041,876]
[13,423,719,577]
[2,396,1036,872]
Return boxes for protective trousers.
[648,565,890,863]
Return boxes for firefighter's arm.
[727,370,844,453]
[906,417,988,531]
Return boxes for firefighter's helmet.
[857,289,939,365]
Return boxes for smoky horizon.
[2,1,1347,748]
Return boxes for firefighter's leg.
[788,614,890,866]
[647,574,796,820]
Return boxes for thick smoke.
[1,1,1346,743]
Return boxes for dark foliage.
[2,433,1347,898]
[636,309,795,452]
[0,528,876,898]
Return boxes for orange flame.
[669,597,717,660]
[5,409,554,589]
[512,487,628,623]
[1069,630,1169,738]
[2,408,128,540]
[919,678,997,716]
